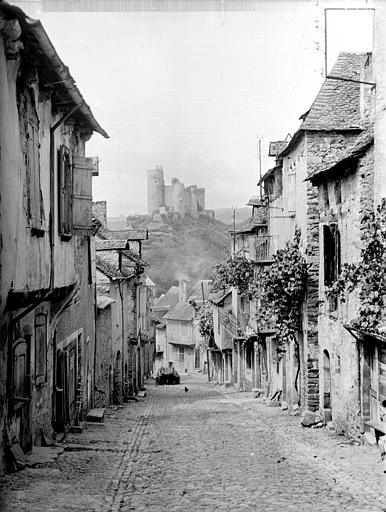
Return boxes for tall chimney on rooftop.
[179,280,188,302]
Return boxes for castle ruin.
[147,166,213,219]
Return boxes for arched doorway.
[323,350,331,409]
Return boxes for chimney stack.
[179,279,188,302]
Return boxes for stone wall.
[316,145,374,435]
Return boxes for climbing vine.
[251,229,308,345]
[210,254,255,295]
[326,201,386,335]
[196,301,214,340]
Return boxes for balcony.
[254,235,279,264]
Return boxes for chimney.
[179,279,188,302]
[92,201,107,229]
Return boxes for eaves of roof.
[209,289,232,305]
[96,252,135,280]
[307,129,374,183]
[0,3,108,138]
[257,164,282,186]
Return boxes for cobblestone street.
[1,374,386,512]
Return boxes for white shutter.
[72,156,94,232]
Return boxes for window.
[194,349,201,369]
[322,183,329,209]
[13,337,30,400]
[20,88,45,235]
[58,148,96,237]
[178,346,185,362]
[287,172,296,212]
[323,224,341,286]
[334,180,342,205]
[35,313,47,385]
[58,146,72,236]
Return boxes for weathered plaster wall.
[95,305,114,407]
[169,344,194,375]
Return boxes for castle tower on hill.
[147,166,213,219]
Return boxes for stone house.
[154,281,206,375]
[308,129,376,436]
[95,227,151,401]
[208,198,274,392]
[0,4,108,473]
[258,52,370,414]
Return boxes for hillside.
[126,215,230,293]
[213,207,251,225]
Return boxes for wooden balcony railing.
[254,235,279,263]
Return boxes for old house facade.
[0,4,107,473]
[154,281,207,375]
[257,52,370,416]
[94,219,152,403]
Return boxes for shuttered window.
[58,146,72,236]
[287,173,296,213]
[58,150,96,236]
[20,88,44,234]
[72,156,94,233]
[35,313,47,385]
[12,337,30,402]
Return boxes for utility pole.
[232,207,236,256]
[258,136,262,199]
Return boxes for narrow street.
[1,375,385,512]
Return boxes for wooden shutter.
[58,146,72,235]
[72,156,94,232]
[27,121,43,229]
[35,313,47,385]
[287,173,296,212]
[13,338,29,400]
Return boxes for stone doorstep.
[24,446,64,468]
[85,408,105,422]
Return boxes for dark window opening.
[323,223,341,286]
[334,180,342,205]
[323,183,329,209]
[35,313,47,386]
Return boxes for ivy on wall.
[210,255,255,295]
[326,200,386,336]
[197,301,214,339]
[251,229,309,345]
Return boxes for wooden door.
[12,337,32,453]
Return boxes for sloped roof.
[209,288,232,304]
[301,53,366,131]
[146,276,156,287]
[0,3,108,138]
[102,229,148,241]
[258,164,282,186]
[308,129,374,182]
[164,301,195,322]
[96,239,129,251]
[233,213,267,234]
[96,251,135,280]
[280,52,367,158]
[153,286,180,312]
[246,197,263,207]
[188,280,211,303]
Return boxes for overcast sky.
[16,0,373,216]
